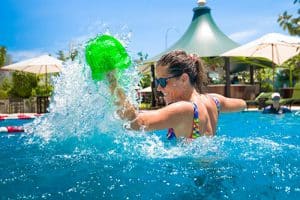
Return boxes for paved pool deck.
[246,106,300,111]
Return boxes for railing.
[9,98,24,113]
[0,96,50,114]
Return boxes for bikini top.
[209,95,221,114]
[167,102,200,139]
[167,96,221,139]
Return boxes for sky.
[0,0,297,62]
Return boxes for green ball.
[85,35,131,80]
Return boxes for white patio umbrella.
[1,55,62,91]
[221,33,300,86]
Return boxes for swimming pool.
[0,111,299,199]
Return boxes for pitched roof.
[147,5,239,62]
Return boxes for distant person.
[231,76,239,84]
[262,93,291,114]
[108,50,246,138]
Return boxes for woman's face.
[155,65,182,104]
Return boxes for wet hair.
[156,50,207,93]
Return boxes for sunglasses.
[155,74,181,88]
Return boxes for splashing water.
[1,29,300,199]
[26,32,139,141]
[23,28,206,160]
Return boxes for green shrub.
[0,77,12,91]
[140,74,151,88]
[260,82,273,92]
[8,72,38,98]
[35,85,53,96]
[0,89,8,99]
[0,78,12,99]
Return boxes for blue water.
[0,33,299,199]
[0,112,299,200]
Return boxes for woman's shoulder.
[204,93,224,100]
[162,101,195,112]
[140,101,195,117]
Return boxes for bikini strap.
[191,102,201,139]
[212,96,221,114]
[167,102,202,139]
[207,94,221,114]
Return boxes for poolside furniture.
[280,87,294,98]
[205,84,259,99]
[246,92,273,109]
[268,82,300,108]
[290,84,300,106]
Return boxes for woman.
[109,50,246,138]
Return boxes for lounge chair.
[246,92,273,109]
[274,82,300,108]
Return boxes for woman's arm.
[209,93,246,112]
[130,101,194,132]
[107,72,137,121]
[107,72,195,133]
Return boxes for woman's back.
[191,94,219,136]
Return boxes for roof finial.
[197,0,206,6]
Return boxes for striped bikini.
[167,102,201,139]
[167,96,221,139]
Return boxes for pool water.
[0,34,299,199]
[0,111,299,199]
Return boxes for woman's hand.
[106,71,137,121]
[107,71,118,94]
